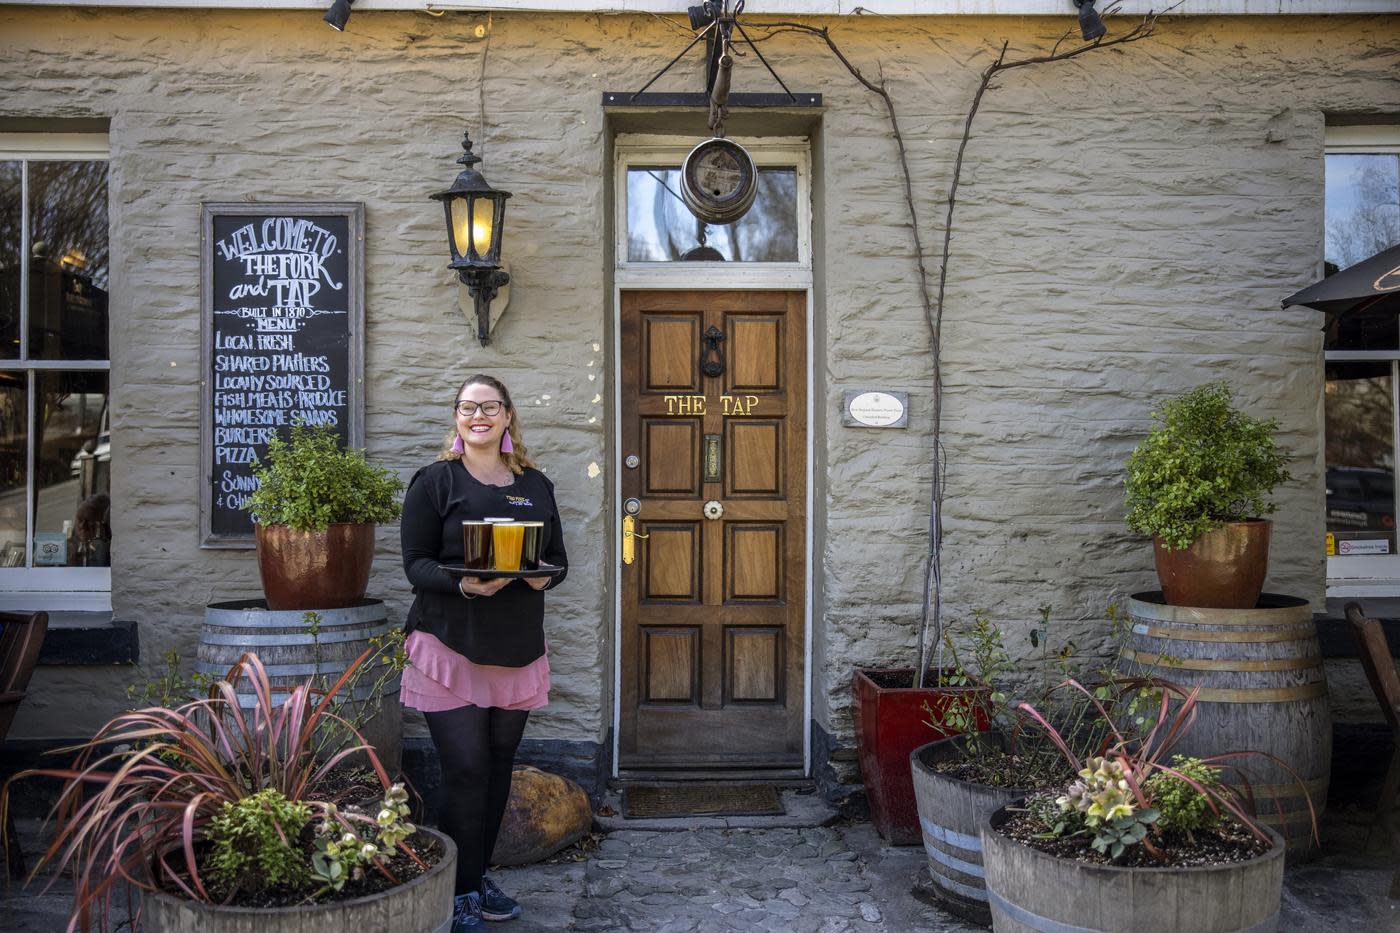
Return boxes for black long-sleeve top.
[401,459,567,667]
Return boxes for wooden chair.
[1343,602,1400,899]
[0,609,49,880]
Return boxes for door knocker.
[703,499,724,521]
[701,325,725,378]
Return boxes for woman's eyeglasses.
[454,400,504,417]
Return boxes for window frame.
[1324,125,1400,596]
[0,133,112,611]
[613,135,812,289]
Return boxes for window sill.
[34,612,138,666]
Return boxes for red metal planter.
[852,668,989,845]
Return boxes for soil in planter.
[998,792,1270,869]
[928,750,1070,790]
[161,831,445,909]
[307,766,396,808]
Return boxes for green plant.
[208,789,312,894]
[310,785,416,893]
[0,651,413,932]
[126,647,215,710]
[1124,381,1291,550]
[1015,679,1317,862]
[927,608,1010,736]
[242,423,403,531]
[1144,755,1223,833]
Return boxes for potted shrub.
[243,424,403,610]
[980,682,1314,933]
[1124,381,1290,609]
[1,651,453,933]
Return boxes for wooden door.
[619,290,806,772]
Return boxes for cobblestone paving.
[5,816,1396,931]
[498,824,977,933]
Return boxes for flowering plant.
[1014,678,1315,862]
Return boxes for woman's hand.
[523,575,551,591]
[459,576,512,598]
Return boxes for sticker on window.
[1338,538,1391,556]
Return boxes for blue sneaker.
[480,876,521,921]
[452,891,484,931]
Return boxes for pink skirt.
[400,630,550,712]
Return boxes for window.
[0,133,111,608]
[615,137,811,275]
[626,166,799,262]
[1323,127,1400,586]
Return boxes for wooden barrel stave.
[1125,593,1330,855]
[199,599,402,772]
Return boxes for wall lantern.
[431,130,512,346]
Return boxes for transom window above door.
[626,166,798,262]
[615,137,811,274]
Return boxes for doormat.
[623,784,785,819]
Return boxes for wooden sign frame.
[199,202,365,548]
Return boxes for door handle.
[622,514,650,565]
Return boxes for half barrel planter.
[1122,592,1330,857]
[911,731,1038,926]
[142,827,455,933]
[198,598,403,772]
[981,806,1286,933]
[853,668,989,845]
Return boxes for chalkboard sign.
[200,203,364,547]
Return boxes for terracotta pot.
[1153,519,1271,609]
[255,522,375,610]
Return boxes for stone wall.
[2,9,1395,764]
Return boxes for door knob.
[703,500,724,521]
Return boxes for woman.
[400,374,567,930]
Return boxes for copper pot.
[255,522,375,610]
[1153,519,1271,609]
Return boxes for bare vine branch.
[748,6,1175,688]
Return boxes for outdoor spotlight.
[324,0,353,31]
[1074,0,1107,40]
[688,3,717,31]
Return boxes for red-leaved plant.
[1014,678,1317,860]
[1,650,417,932]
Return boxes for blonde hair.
[438,373,538,475]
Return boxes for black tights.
[424,705,530,896]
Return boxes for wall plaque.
[200,203,365,547]
[842,390,908,428]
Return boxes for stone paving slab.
[5,812,1398,931]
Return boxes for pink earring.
[451,435,465,455]
[500,431,514,454]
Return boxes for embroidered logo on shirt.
[505,495,533,507]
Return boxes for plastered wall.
[2,8,1396,762]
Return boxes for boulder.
[490,765,593,866]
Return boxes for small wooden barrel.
[198,599,402,771]
[911,732,1038,927]
[1124,592,1330,856]
[982,806,1285,932]
[142,828,454,933]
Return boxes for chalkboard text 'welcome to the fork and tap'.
[206,212,356,538]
